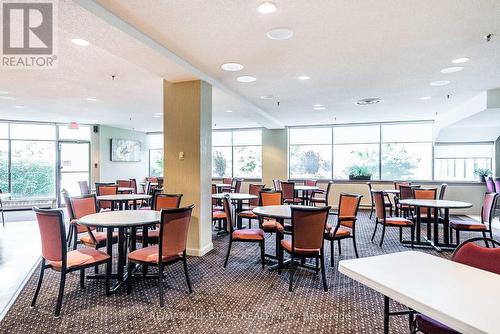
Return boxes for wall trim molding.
[186,242,214,257]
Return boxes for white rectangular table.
[339,251,500,334]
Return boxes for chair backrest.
[414,188,437,217]
[280,182,295,200]
[439,183,447,200]
[78,181,90,195]
[95,183,117,196]
[155,193,182,210]
[338,193,362,228]
[223,177,233,186]
[373,191,387,221]
[399,185,414,201]
[248,184,264,206]
[68,194,98,219]
[158,205,194,258]
[33,207,66,263]
[452,237,500,275]
[367,182,374,203]
[146,177,158,183]
[129,178,138,194]
[259,190,283,206]
[273,179,282,191]
[291,206,330,251]
[481,192,498,225]
[117,179,131,188]
[324,180,333,198]
[211,184,218,206]
[233,179,243,193]
[304,180,317,187]
[222,196,234,234]
[61,188,72,219]
[394,181,410,190]
[485,177,495,193]
[494,178,500,193]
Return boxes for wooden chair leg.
[80,269,85,289]
[289,254,295,292]
[105,260,111,296]
[223,239,232,268]
[182,251,193,293]
[337,239,342,255]
[482,231,489,248]
[371,222,379,242]
[54,270,66,317]
[158,263,165,307]
[379,224,387,247]
[31,259,45,307]
[330,239,335,267]
[320,250,328,292]
[455,229,460,246]
[352,235,359,258]
[260,240,265,269]
[126,261,133,294]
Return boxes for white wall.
[98,125,148,183]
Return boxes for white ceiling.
[2,0,500,132]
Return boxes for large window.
[380,123,433,180]
[147,134,164,177]
[434,143,494,181]
[212,129,262,178]
[289,128,332,179]
[333,125,380,179]
[288,122,439,181]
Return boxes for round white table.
[294,185,319,204]
[212,193,258,229]
[398,199,472,252]
[97,194,151,210]
[79,210,160,292]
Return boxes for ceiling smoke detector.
[356,98,382,106]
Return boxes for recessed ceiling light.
[14,105,25,109]
[440,66,464,74]
[420,96,432,100]
[0,96,15,100]
[86,97,97,101]
[298,76,310,80]
[221,63,244,71]
[429,80,450,86]
[452,57,470,64]
[153,113,163,118]
[260,95,274,99]
[356,98,382,105]
[226,110,233,113]
[237,75,257,83]
[71,38,90,46]
[266,28,294,40]
[257,1,276,14]
[0,91,8,95]
[314,106,326,111]
[313,104,323,107]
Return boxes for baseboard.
[186,242,214,257]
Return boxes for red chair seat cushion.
[262,219,279,232]
[385,217,413,226]
[238,210,257,219]
[49,248,110,270]
[232,228,265,241]
[280,239,319,255]
[212,211,226,220]
[325,228,351,239]
[415,314,460,334]
[80,232,118,248]
[128,245,180,264]
[284,198,303,204]
[450,220,486,231]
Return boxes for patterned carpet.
[0,210,472,334]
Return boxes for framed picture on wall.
[110,138,142,162]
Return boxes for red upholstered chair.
[129,178,138,194]
[324,193,362,266]
[137,193,183,244]
[412,237,500,334]
[78,181,90,195]
[281,182,303,205]
[212,184,226,231]
[394,181,411,190]
[31,207,111,317]
[413,188,437,221]
[116,179,132,194]
[64,191,118,251]
[257,191,283,260]
[310,181,333,206]
[371,191,414,247]
[367,182,392,219]
[450,192,498,245]
[238,184,264,229]
[232,178,243,193]
[127,205,194,307]
[485,177,495,192]
[223,196,265,268]
[278,205,330,292]
[95,183,117,211]
[219,177,233,192]
[439,183,447,200]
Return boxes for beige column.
[262,128,288,187]
[163,80,213,256]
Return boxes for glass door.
[58,142,90,200]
